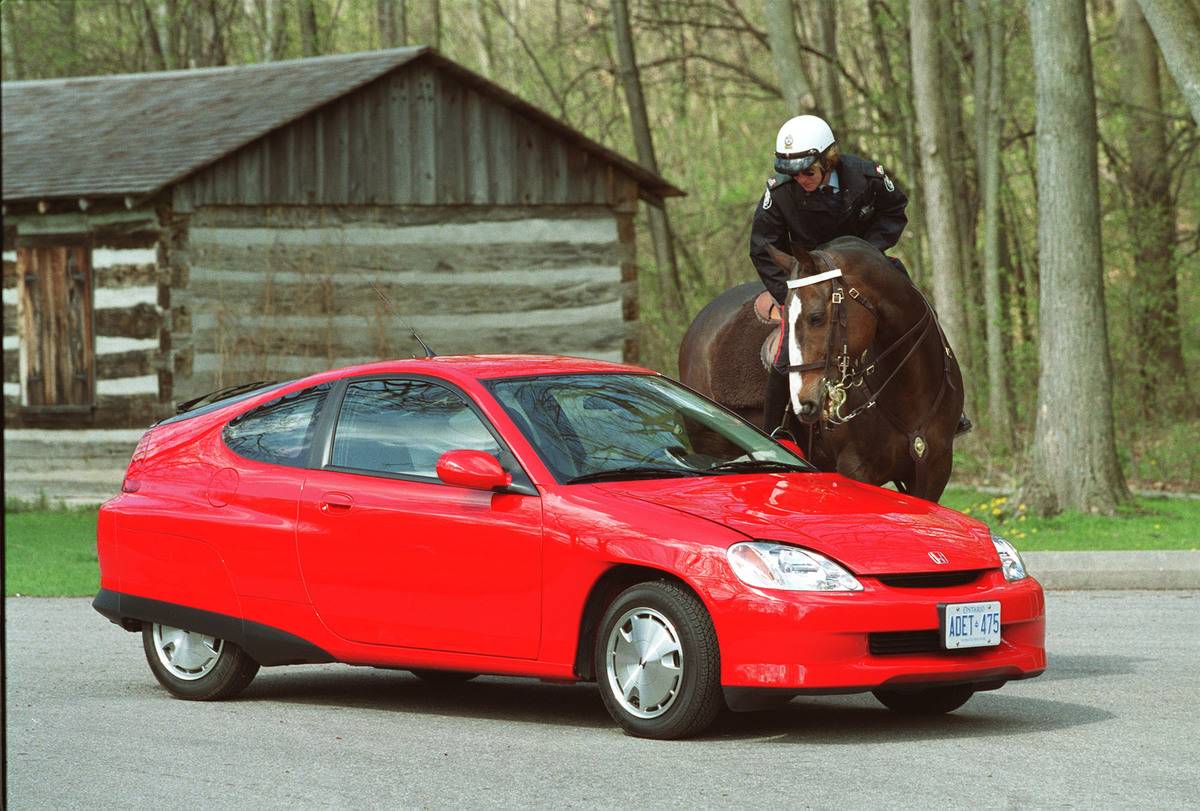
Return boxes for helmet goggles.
[775,148,821,175]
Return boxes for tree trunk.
[764,0,816,115]
[432,0,442,50]
[816,2,844,127]
[1,0,21,80]
[299,0,319,56]
[1120,0,1190,413]
[141,0,168,70]
[206,0,227,66]
[979,0,1012,444]
[940,12,983,373]
[59,0,78,76]
[377,0,399,48]
[473,0,494,74]
[1136,0,1200,126]
[910,0,973,409]
[868,0,926,285]
[1021,0,1127,515]
[611,0,683,309]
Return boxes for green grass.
[4,490,1198,596]
[5,508,100,597]
[940,488,1200,551]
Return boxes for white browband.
[786,268,843,289]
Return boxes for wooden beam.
[10,209,156,237]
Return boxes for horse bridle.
[782,250,947,428]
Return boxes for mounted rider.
[750,115,909,305]
[748,115,970,436]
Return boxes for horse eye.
[808,312,824,326]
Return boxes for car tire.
[872,684,976,715]
[409,669,479,684]
[142,623,260,701]
[594,581,723,740]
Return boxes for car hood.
[597,473,999,575]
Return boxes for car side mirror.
[770,427,805,458]
[436,450,514,491]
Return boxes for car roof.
[297,354,654,386]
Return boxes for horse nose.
[798,400,818,418]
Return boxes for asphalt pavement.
[6,592,1198,808]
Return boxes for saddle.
[754,290,783,370]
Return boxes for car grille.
[875,570,985,588]
[869,629,1005,656]
[869,630,942,655]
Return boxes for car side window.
[330,379,502,479]
[223,383,332,467]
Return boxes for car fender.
[537,488,746,669]
[116,528,243,620]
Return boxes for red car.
[95,355,1044,739]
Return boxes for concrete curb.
[1024,550,1200,590]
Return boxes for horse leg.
[922,452,955,503]
[762,369,790,432]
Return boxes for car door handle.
[319,492,353,513]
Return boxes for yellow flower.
[992,507,1002,516]
[1018,503,1027,511]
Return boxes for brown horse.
[679,236,963,501]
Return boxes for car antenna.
[369,280,436,358]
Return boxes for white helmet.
[774,115,836,174]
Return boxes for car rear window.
[223,383,333,467]
[330,379,501,479]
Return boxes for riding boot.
[956,413,973,436]
[763,369,791,432]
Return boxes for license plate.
[941,601,1001,649]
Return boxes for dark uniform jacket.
[749,152,908,304]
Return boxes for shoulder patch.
[876,164,885,175]
[767,176,777,187]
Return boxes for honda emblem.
[928,551,949,565]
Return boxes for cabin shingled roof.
[1,47,683,204]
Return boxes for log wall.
[173,204,636,399]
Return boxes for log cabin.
[1,47,683,502]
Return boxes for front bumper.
[709,569,1045,691]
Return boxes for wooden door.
[17,243,95,407]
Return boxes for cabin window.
[16,242,95,409]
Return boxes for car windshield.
[486,373,814,483]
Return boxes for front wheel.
[142,623,260,700]
[595,581,723,740]
[872,684,976,715]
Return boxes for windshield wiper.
[704,459,811,474]
[565,466,708,484]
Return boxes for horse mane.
[818,236,911,286]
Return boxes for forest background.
[2,0,1197,513]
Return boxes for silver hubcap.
[605,607,684,719]
[152,624,223,680]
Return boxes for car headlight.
[727,542,862,592]
[992,534,1028,581]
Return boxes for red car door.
[296,377,543,659]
